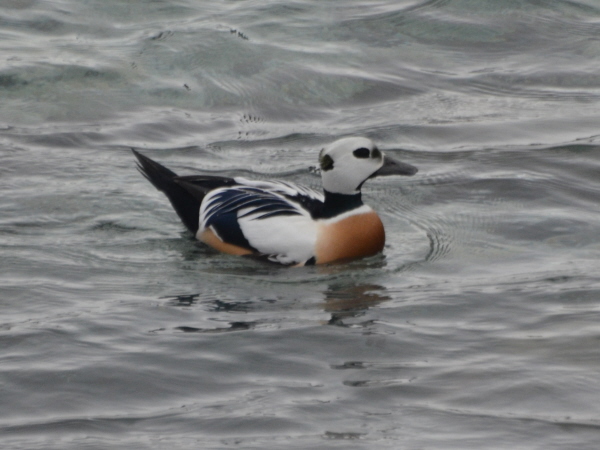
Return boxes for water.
[2,0,600,448]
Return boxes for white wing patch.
[237,211,318,265]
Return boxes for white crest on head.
[318,137,384,195]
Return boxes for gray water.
[2,0,600,448]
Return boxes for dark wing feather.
[133,150,239,235]
[230,178,325,219]
[204,187,305,222]
[174,176,238,203]
[201,187,308,251]
[133,149,201,234]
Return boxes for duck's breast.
[315,206,385,264]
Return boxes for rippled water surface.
[2,0,600,448]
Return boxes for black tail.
[132,149,201,235]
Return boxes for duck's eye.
[353,147,370,158]
[372,147,382,159]
[320,154,334,171]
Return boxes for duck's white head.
[319,137,417,195]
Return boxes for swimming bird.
[133,137,417,266]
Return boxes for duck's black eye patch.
[353,147,370,158]
[320,154,334,171]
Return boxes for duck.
[133,137,417,266]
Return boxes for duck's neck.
[319,190,363,219]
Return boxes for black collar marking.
[318,191,363,219]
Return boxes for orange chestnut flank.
[133,137,417,266]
